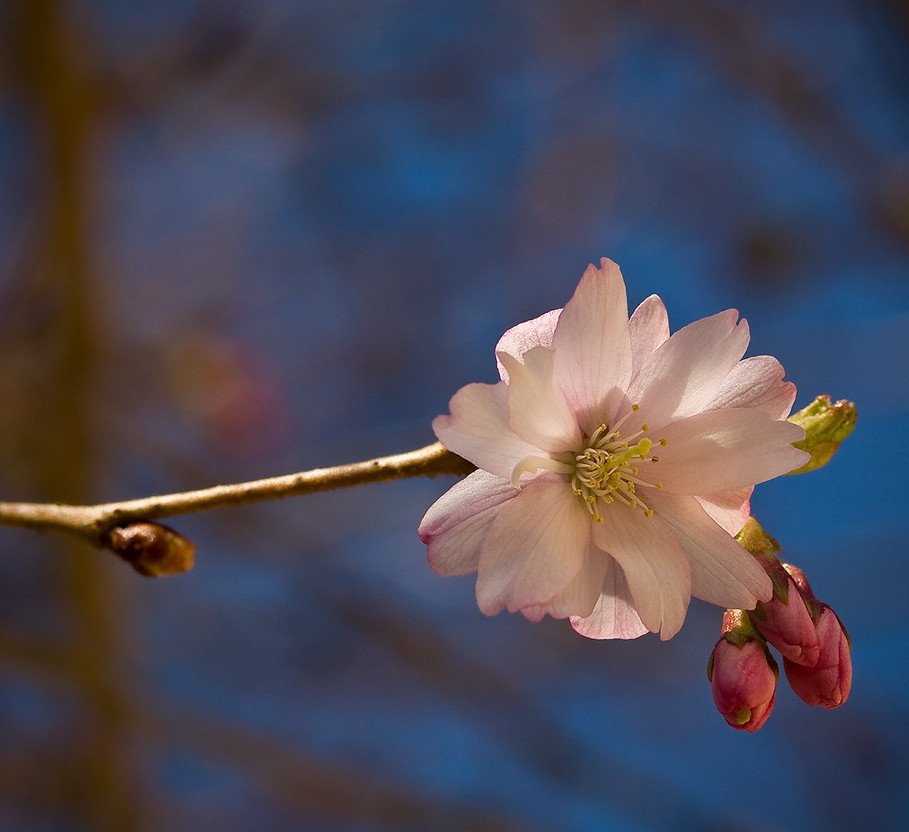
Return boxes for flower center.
[508,405,666,522]
[570,408,665,523]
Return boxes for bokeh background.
[1,1,907,830]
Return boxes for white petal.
[552,259,633,434]
[650,492,773,609]
[419,470,519,577]
[433,381,542,480]
[522,539,610,622]
[590,504,691,640]
[626,309,749,429]
[694,486,753,536]
[498,347,582,452]
[654,408,810,494]
[629,294,670,377]
[570,555,649,640]
[476,478,590,616]
[704,355,797,419]
[495,308,562,382]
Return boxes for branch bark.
[0,442,473,548]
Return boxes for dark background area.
[0,1,907,830]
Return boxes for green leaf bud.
[787,395,856,474]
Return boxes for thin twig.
[0,442,473,548]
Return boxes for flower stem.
[0,442,474,548]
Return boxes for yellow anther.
[655,482,663,490]
[660,437,668,446]
[641,423,649,432]
[632,404,640,411]
[651,456,659,463]
[644,509,654,517]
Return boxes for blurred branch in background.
[628,0,909,244]
[140,705,541,832]
[8,0,147,830]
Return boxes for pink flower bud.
[783,603,852,708]
[708,611,778,732]
[782,562,813,597]
[749,571,820,667]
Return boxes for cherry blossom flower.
[419,259,809,639]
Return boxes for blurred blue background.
[0,0,907,830]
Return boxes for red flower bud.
[749,571,820,667]
[782,562,813,597]
[783,603,852,708]
[708,611,778,732]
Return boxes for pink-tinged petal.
[433,382,542,480]
[495,308,562,382]
[705,355,797,419]
[694,486,753,536]
[419,470,519,577]
[654,408,810,494]
[649,493,772,610]
[498,347,582,452]
[629,294,670,376]
[570,555,649,640]
[522,539,610,622]
[551,259,633,434]
[626,310,750,429]
[476,477,590,616]
[590,505,691,640]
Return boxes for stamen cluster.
[570,406,665,522]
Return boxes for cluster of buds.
[707,395,856,732]
[771,563,852,710]
[707,518,852,731]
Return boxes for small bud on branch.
[107,522,196,577]
[787,395,856,474]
